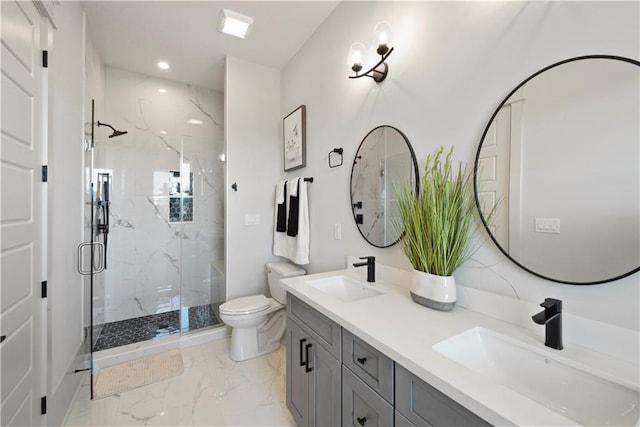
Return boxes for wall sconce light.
[348,22,394,83]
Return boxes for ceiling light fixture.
[188,119,203,125]
[158,88,167,94]
[217,9,254,39]
[348,22,394,83]
[157,61,170,70]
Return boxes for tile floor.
[63,338,296,426]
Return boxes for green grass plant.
[396,146,477,277]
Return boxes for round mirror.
[350,126,418,248]
[474,55,640,284]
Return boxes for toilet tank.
[266,262,306,304]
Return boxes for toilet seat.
[220,295,271,316]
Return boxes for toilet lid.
[219,295,271,315]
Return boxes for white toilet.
[219,262,306,361]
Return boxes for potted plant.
[396,146,478,311]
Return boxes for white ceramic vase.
[410,270,456,311]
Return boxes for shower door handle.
[77,241,105,275]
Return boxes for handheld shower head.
[97,121,128,139]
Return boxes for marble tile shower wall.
[97,67,224,323]
[351,131,385,244]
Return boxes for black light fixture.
[348,22,394,83]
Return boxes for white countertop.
[280,267,640,426]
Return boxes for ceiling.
[81,1,340,92]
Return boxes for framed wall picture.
[283,105,306,171]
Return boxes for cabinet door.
[342,366,394,427]
[287,320,310,426]
[396,364,491,427]
[395,410,416,427]
[309,338,342,427]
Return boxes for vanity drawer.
[342,328,394,403]
[287,293,341,359]
[342,366,393,427]
[395,364,491,427]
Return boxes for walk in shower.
[82,65,226,396]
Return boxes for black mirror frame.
[350,125,420,248]
[473,54,640,285]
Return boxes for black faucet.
[532,298,563,350]
[353,256,375,282]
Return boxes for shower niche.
[169,170,193,223]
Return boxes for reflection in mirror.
[475,55,640,284]
[350,126,418,247]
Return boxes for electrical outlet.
[245,214,260,226]
[535,218,560,234]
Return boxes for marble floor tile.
[62,338,295,426]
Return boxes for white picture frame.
[283,105,306,171]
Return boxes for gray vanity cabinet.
[286,294,490,427]
[395,364,491,427]
[286,294,341,427]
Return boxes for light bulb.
[373,22,392,55]
[348,42,365,73]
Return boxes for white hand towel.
[275,180,286,204]
[273,178,309,265]
[275,180,287,232]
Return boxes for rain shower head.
[97,121,128,138]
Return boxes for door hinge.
[42,50,48,68]
[41,281,47,298]
[41,396,47,415]
[42,165,48,182]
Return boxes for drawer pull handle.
[304,343,313,373]
[357,416,367,426]
[356,356,367,365]
[299,338,307,367]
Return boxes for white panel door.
[1,1,44,426]
[477,104,511,250]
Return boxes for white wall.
[281,1,639,331]
[225,56,282,300]
[47,1,85,424]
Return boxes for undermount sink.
[433,327,639,426]
[306,275,384,302]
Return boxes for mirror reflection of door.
[475,56,640,284]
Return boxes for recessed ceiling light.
[157,61,170,70]
[160,130,167,135]
[217,9,254,39]
[158,88,167,94]
[188,119,203,125]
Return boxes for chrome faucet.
[532,298,563,350]
[353,256,375,282]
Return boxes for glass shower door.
[178,134,225,334]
